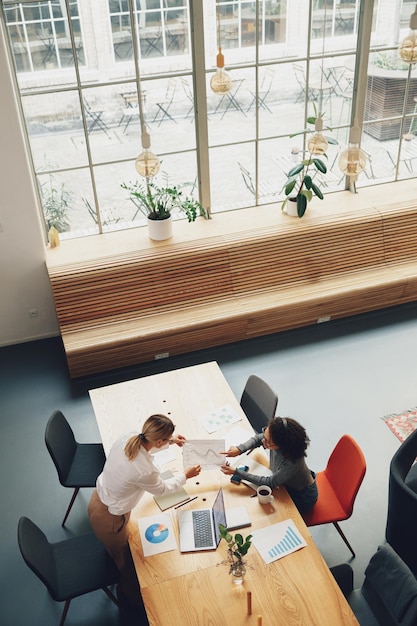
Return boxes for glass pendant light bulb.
[135,149,160,178]
[307,117,328,155]
[399,5,417,63]
[338,144,367,181]
[339,121,367,182]
[210,49,232,94]
[135,129,160,178]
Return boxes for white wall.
[0,26,58,347]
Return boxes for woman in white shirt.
[88,413,201,612]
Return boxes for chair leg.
[333,522,355,558]
[59,599,71,626]
[62,488,79,526]
[102,586,121,608]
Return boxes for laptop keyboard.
[192,510,213,548]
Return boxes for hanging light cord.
[217,6,221,54]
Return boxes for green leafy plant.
[372,51,410,72]
[281,108,337,218]
[41,178,72,232]
[219,524,252,573]
[121,175,206,222]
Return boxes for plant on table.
[219,523,252,581]
[281,107,337,218]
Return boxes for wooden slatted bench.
[46,201,417,378]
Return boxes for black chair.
[240,374,278,433]
[17,516,120,626]
[45,410,106,526]
[331,543,417,626]
[386,428,417,577]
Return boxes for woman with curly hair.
[220,416,317,513]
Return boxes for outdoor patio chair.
[152,78,178,126]
[83,99,111,137]
[247,67,275,113]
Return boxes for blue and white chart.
[251,519,307,564]
[197,404,242,434]
[182,439,225,469]
[137,513,177,557]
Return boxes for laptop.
[177,488,227,552]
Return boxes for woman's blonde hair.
[124,414,175,461]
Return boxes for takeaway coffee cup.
[257,485,274,504]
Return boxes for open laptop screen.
[212,488,227,546]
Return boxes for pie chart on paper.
[145,522,170,544]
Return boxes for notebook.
[225,505,252,531]
[177,488,227,553]
[231,456,273,491]
[153,471,190,511]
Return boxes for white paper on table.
[196,403,242,434]
[152,445,177,470]
[251,519,307,564]
[137,513,177,557]
[224,425,254,450]
[182,439,225,469]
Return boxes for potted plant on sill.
[219,523,252,584]
[281,109,337,218]
[121,175,206,241]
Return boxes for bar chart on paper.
[252,519,307,564]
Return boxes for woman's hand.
[172,434,186,447]
[185,465,201,479]
[220,462,235,476]
[219,446,241,458]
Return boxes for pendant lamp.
[399,4,417,64]
[338,122,367,181]
[135,90,160,178]
[308,6,329,155]
[210,7,232,94]
[308,116,328,155]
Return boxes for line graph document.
[182,439,225,469]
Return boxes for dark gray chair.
[17,516,120,626]
[331,544,417,626]
[240,374,278,433]
[45,410,106,525]
[386,428,417,577]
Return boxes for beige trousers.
[88,489,141,606]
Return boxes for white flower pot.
[147,215,173,241]
[286,198,299,217]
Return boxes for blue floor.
[2,303,417,625]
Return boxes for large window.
[1,0,416,240]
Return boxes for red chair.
[302,434,366,557]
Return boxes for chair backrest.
[165,78,177,102]
[324,434,366,517]
[238,162,255,195]
[45,410,77,484]
[17,516,58,600]
[293,63,306,90]
[240,374,278,433]
[260,67,275,93]
[386,429,417,577]
[362,544,417,626]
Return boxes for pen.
[175,496,198,509]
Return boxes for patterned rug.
[382,407,417,442]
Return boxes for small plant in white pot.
[281,109,337,218]
[121,175,206,240]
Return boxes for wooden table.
[89,362,358,626]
